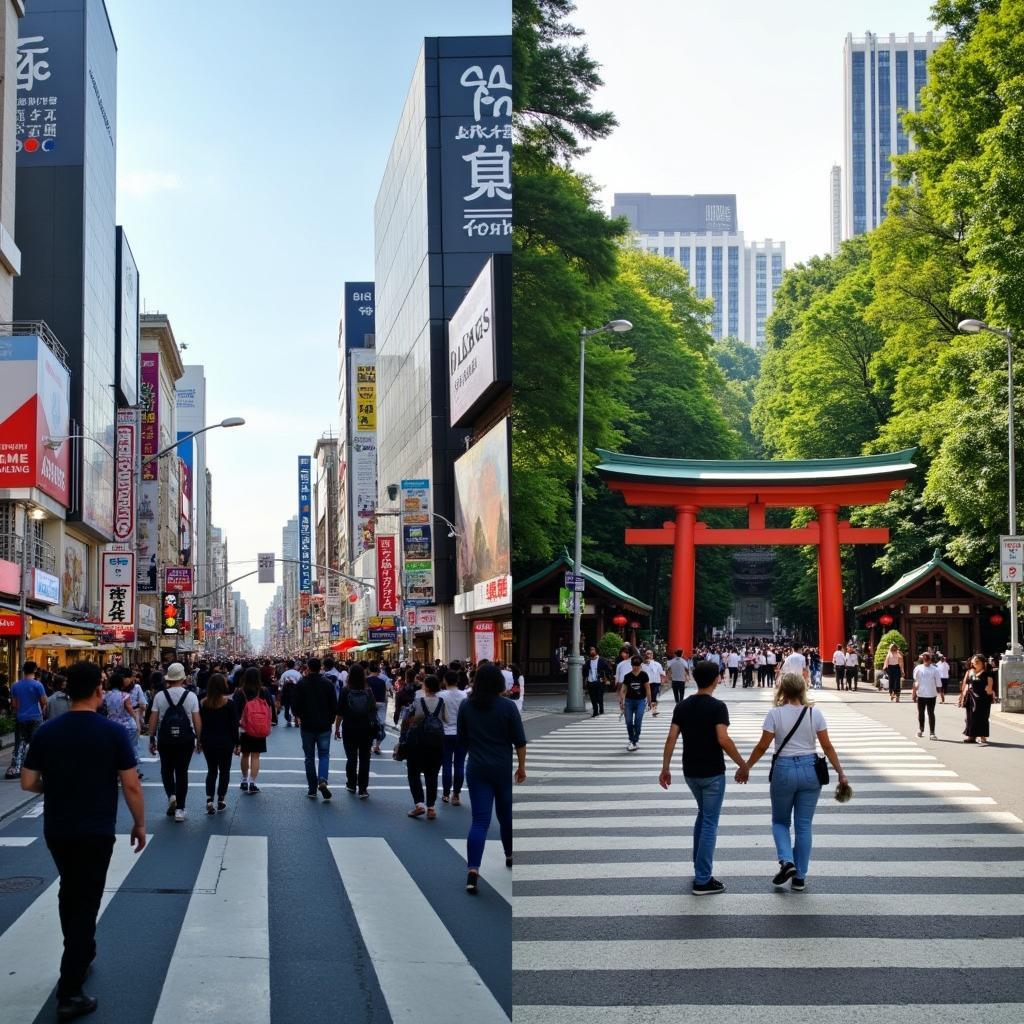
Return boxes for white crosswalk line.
[152,835,270,1024]
[20,804,44,818]
[514,810,1020,829]
[513,796,996,811]
[512,1006,1024,1024]
[1,834,152,1024]
[445,839,512,904]
[329,837,508,1023]
[0,837,36,846]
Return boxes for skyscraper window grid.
[711,246,723,339]
[695,246,707,299]
[728,245,740,337]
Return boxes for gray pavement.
[0,718,510,1023]
[512,685,1024,1021]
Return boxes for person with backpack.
[334,664,376,798]
[198,673,240,814]
[365,662,389,755]
[399,673,447,819]
[233,667,273,794]
[291,657,337,800]
[147,662,202,822]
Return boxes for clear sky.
[572,0,940,263]
[107,0,510,625]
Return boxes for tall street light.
[958,318,1024,709]
[566,319,632,713]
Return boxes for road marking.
[19,804,44,818]
[512,796,996,811]
[0,836,36,846]
[445,839,512,904]
[1,835,151,1024]
[152,835,269,1024]
[514,781,981,794]
[329,837,507,1024]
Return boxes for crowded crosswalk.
[512,687,1024,1023]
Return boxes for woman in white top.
[439,671,468,805]
[736,673,846,891]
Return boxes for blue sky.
[107,1,510,625]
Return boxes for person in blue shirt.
[6,660,47,778]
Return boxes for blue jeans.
[624,698,646,744]
[442,733,466,797]
[770,754,821,878]
[466,766,512,870]
[300,729,331,791]
[685,773,726,884]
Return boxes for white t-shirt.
[845,651,859,669]
[726,653,740,669]
[913,664,942,698]
[152,686,200,731]
[439,687,467,736]
[937,661,950,681]
[762,704,827,756]
[279,669,302,687]
[615,659,632,684]
[780,652,807,676]
[643,660,664,684]
[833,648,846,666]
[766,651,777,666]
[501,668,514,691]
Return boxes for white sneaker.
[627,742,636,752]
[930,734,937,740]
[174,809,185,822]
[917,730,923,737]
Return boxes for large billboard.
[343,282,375,350]
[298,455,312,593]
[61,534,89,616]
[115,228,139,407]
[401,478,434,607]
[349,350,377,558]
[0,335,71,506]
[454,417,510,612]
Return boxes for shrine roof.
[596,448,917,486]
[854,548,1002,611]
[515,551,653,612]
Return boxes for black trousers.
[671,681,686,703]
[343,728,372,793]
[159,743,194,808]
[407,750,442,807]
[835,665,846,689]
[202,744,233,800]
[587,681,604,715]
[917,696,937,733]
[47,834,115,999]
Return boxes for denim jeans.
[769,753,821,878]
[624,698,646,744]
[301,729,331,791]
[442,733,467,796]
[685,773,726,884]
[466,765,513,870]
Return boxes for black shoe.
[206,800,215,816]
[346,785,357,794]
[318,779,332,800]
[57,993,98,1020]
[791,877,806,892]
[217,800,227,812]
[247,784,260,794]
[306,790,317,799]
[772,861,796,887]
[466,871,479,894]
[692,878,726,895]
[505,854,513,868]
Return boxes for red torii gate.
[596,448,917,659]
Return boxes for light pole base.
[998,653,1024,712]
[565,655,586,713]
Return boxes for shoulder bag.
[767,706,807,783]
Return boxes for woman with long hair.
[400,673,447,819]
[456,663,526,894]
[882,643,904,702]
[198,673,239,813]
[960,653,996,745]
[234,666,270,793]
[736,673,846,891]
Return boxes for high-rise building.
[0,1,23,320]
[281,514,298,646]
[829,165,842,255]
[313,433,339,648]
[842,31,941,238]
[175,366,208,601]
[612,193,785,347]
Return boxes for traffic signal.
[162,591,180,635]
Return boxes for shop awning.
[347,641,392,653]
[0,600,102,633]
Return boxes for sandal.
[442,794,450,803]
[451,794,461,806]
[408,806,426,818]
[427,807,437,820]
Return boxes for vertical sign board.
[298,455,312,593]
[1000,536,1024,584]
[257,553,275,584]
[349,350,377,558]
[112,408,136,549]
[176,432,193,566]
[137,353,159,593]
[472,620,496,663]
[401,479,434,606]
[376,535,398,614]
[343,282,375,350]
[101,550,135,631]
[115,228,139,407]
[448,258,497,427]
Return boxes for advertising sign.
[101,551,134,629]
[0,335,71,507]
[0,559,20,594]
[257,553,275,584]
[1000,535,1024,584]
[58,534,87,616]
[407,606,438,634]
[113,409,136,547]
[136,479,158,593]
[368,615,397,643]
[403,524,432,561]
[298,455,312,592]
[376,535,398,614]
[401,478,434,606]
[0,611,22,636]
[140,353,160,482]
[102,550,135,587]
[439,50,513,252]
[472,619,497,663]
[32,567,60,604]
[161,591,180,635]
[348,350,377,558]
[116,229,139,407]
[448,259,497,426]
[176,432,193,566]
[164,566,193,593]
[343,282,375,350]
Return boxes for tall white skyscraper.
[612,193,785,347]
[830,165,842,254]
[842,31,942,239]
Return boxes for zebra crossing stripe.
[514,811,1021,830]
[152,836,270,1024]
[514,781,982,794]
[445,839,512,904]
[329,837,508,1024]
[0,837,35,846]
[1,834,152,1024]
[512,796,996,812]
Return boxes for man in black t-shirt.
[21,661,146,1020]
[659,660,746,895]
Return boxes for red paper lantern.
[611,614,628,628]
[990,613,1005,626]
[878,613,894,627]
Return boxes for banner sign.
[401,479,434,606]
[176,432,193,566]
[448,258,497,427]
[472,619,496,663]
[257,553,275,584]
[101,551,134,629]
[407,606,438,633]
[376,535,398,614]
[343,283,375,350]
[368,614,397,643]
[136,479,158,593]
[164,566,193,593]
[140,352,159,482]
[298,455,312,592]
[349,350,377,558]
[113,409,136,546]
[1000,535,1024,584]
[0,611,22,636]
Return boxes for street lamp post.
[958,319,1024,711]
[566,320,632,713]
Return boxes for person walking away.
[400,673,447,818]
[509,663,525,714]
[439,669,468,804]
[393,667,418,725]
[779,644,809,686]
[279,659,301,726]
[292,657,337,799]
[366,664,389,754]
[765,647,778,686]
[810,649,823,689]
[937,654,950,698]
[643,650,665,715]
[456,663,526,894]
[618,656,651,752]
[962,654,995,745]
[233,667,274,793]
[667,649,689,704]
[585,647,609,717]
[334,664,376,798]
[659,660,747,895]
[148,663,201,821]
[736,672,846,892]
[912,651,943,739]
[20,661,146,1021]
[7,660,47,778]
[832,644,846,690]
[198,674,239,813]
[104,672,140,776]
[845,643,860,692]
[726,649,740,687]
[883,643,904,702]
[45,674,72,720]
[743,649,756,688]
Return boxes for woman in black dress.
[960,654,995,745]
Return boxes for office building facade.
[829,165,842,254]
[613,193,785,347]
[842,31,941,238]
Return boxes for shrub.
[597,632,625,660]
[874,629,909,668]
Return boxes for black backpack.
[405,697,444,756]
[158,688,194,746]
[346,688,372,726]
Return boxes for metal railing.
[0,531,58,576]
[0,320,69,367]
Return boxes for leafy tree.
[874,629,909,668]
[597,631,625,660]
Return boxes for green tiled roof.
[855,548,1002,611]
[515,551,652,612]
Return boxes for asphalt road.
[513,685,1024,1023]
[0,719,510,1024]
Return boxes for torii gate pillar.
[669,506,698,655]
